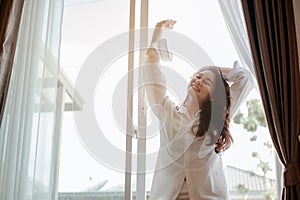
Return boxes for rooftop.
[225,165,275,193]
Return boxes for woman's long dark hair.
[189,66,233,154]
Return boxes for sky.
[58,0,277,192]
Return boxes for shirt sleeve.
[142,43,176,120]
[225,61,254,117]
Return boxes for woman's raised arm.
[221,61,254,117]
[142,20,176,119]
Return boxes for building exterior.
[58,166,276,200]
[225,166,276,200]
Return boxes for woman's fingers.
[155,20,168,28]
[156,19,177,29]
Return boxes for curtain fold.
[217,0,256,80]
[241,0,300,199]
[0,0,64,199]
[0,0,25,126]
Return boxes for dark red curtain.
[241,0,300,199]
[0,0,25,126]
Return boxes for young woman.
[143,20,254,200]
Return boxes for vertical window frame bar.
[136,0,149,199]
[125,0,136,199]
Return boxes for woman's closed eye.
[203,77,213,86]
[195,74,213,86]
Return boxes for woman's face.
[188,70,216,107]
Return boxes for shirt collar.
[180,105,201,120]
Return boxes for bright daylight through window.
[58,0,278,199]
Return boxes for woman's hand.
[151,19,176,44]
[147,20,176,62]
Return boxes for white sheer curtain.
[218,1,283,199]
[0,0,64,199]
[218,0,257,88]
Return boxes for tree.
[233,99,276,200]
[235,184,249,200]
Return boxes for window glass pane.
[58,0,130,199]
[147,1,277,199]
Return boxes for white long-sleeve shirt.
[143,54,254,200]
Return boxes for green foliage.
[233,98,276,199]
[258,160,272,175]
[233,99,267,132]
[251,152,258,158]
[235,184,249,194]
[264,186,276,200]
[233,110,244,124]
[249,171,256,176]
[264,141,273,149]
[250,135,257,142]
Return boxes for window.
[58,0,278,199]
[58,0,130,198]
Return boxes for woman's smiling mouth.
[191,83,201,92]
